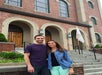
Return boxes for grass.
[0,51,24,63]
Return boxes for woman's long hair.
[46,40,64,53]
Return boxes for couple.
[24,35,74,75]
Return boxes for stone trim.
[2,17,38,43]
[0,65,26,73]
[0,63,84,75]
[68,27,89,50]
[0,42,14,44]
[40,23,67,49]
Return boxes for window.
[88,1,94,9]
[4,0,22,7]
[95,33,101,43]
[91,17,97,25]
[59,0,69,17]
[35,0,49,13]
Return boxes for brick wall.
[0,42,15,52]
[84,0,102,34]
[0,0,77,22]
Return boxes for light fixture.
[39,29,44,35]
[68,32,71,38]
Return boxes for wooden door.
[8,32,22,47]
[45,35,51,43]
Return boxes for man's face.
[35,36,44,44]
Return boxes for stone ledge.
[0,63,84,75]
[0,65,26,72]
[0,42,14,44]
[0,62,26,66]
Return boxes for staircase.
[68,50,102,75]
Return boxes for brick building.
[0,0,102,50]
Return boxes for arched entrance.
[71,30,85,50]
[45,26,61,44]
[2,17,38,48]
[41,23,67,49]
[8,21,31,47]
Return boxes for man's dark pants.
[27,65,51,75]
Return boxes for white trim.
[1,17,38,43]
[95,32,102,42]
[40,23,68,49]
[86,0,95,5]
[68,27,89,50]
[97,0,102,20]
[89,16,98,20]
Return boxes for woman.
[47,40,74,75]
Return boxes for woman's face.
[47,41,56,48]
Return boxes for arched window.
[35,0,49,13]
[4,0,22,7]
[88,1,94,9]
[95,33,101,43]
[59,0,69,17]
[91,17,97,25]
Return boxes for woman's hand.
[28,65,35,73]
[69,67,74,74]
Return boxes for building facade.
[0,0,102,50]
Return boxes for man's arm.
[24,53,34,73]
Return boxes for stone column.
[75,0,86,23]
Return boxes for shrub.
[0,52,24,59]
[0,33,8,42]
[94,44,101,48]
[0,52,24,63]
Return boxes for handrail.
[23,41,31,49]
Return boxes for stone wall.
[0,42,15,52]
[0,63,84,75]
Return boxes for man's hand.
[28,65,35,73]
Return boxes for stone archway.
[71,30,85,50]
[45,26,61,44]
[41,23,67,49]
[2,17,38,47]
[68,28,89,50]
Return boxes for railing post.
[93,48,97,60]
[24,42,26,50]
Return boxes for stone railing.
[0,42,15,52]
[0,63,84,75]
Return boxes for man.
[24,35,51,75]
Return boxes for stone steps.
[68,50,102,75]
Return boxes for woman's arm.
[63,50,72,63]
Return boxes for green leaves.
[0,33,8,42]
[0,52,24,63]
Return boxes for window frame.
[91,17,97,25]
[35,0,50,13]
[88,1,94,9]
[4,0,22,7]
[59,0,69,18]
[95,33,101,43]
